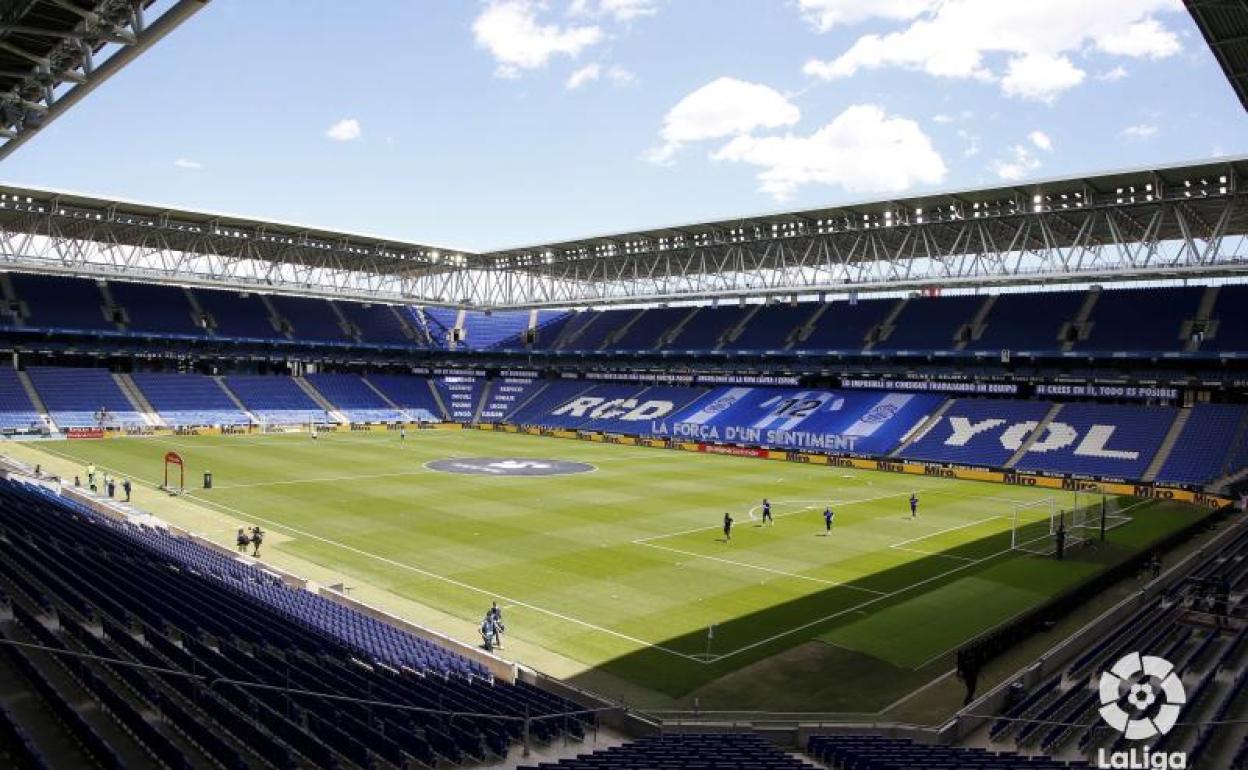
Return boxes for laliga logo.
[1096,652,1188,769]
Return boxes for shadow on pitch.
[564,516,1151,706]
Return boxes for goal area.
[1010,493,1135,557]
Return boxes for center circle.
[424,457,596,477]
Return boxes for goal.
[1009,497,1058,555]
[1011,493,1135,556]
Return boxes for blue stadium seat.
[1154,403,1248,485]
[270,294,350,341]
[109,280,203,335]
[194,287,277,338]
[130,372,250,426]
[336,301,420,345]
[461,309,532,350]
[0,367,42,430]
[1013,402,1177,479]
[9,274,113,331]
[364,374,444,420]
[904,399,1054,467]
[969,291,1085,352]
[25,367,145,427]
[729,304,817,351]
[796,297,896,351]
[222,375,323,424]
[306,372,406,421]
[876,295,984,351]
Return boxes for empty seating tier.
[0,478,586,768]
[222,375,323,424]
[25,367,144,428]
[305,372,406,422]
[130,372,250,426]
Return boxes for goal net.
[1011,493,1136,557]
[1010,498,1058,555]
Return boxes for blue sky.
[2,0,1244,251]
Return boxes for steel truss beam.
[476,192,1248,308]
[0,0,209,161]
[0,166,1243,309]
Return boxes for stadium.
[0,1,1244,769]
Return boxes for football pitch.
[13,428,1212,713]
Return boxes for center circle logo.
[425,457,596,477]
[1097,652,1186,740]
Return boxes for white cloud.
[566,63,600,89]
[797,0,933,32]
[992,144,1041,181]
[570,0,658,22]
[803,0,1183,101]
[1122,123,1158,139]
[711,104,947,200]
[645,77,801,165]
[566,63,634,89]
[1097,65,1129,82]
[1001,53,1085,102]
[325,118,362,142]
[1028,130,1053,152]
[606,65,636,85]
[933,109,973,124]
[173,157,203,170]
[1096,18,1180,59]
[474,0,602,78]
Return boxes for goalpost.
[1010,497,1058,555]
[1011,493,1136,557]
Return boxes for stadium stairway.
[955,295,997,350]
[861,297,908,351]
[1059,288,1100,352]
[1187,286,1221,352]
[657,306,700,348]
[473,379,494,422]
[360,375,411,418]
[1142,407,1193,482]
[888,398,955,458]
[427,380,452,420]
[1003,403,1064,468]
[716,303,763,350]
[599,309,646,350]
[211,376,259,423]
[789,302,831,348]
[14,370,53,432]
[293,376,349,424]
[113,373,165,427]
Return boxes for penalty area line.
[700,543,1016,665]
[634,540,886,596]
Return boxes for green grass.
[22,428,1211,713]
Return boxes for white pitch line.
[635,540,886,596]
[702,544,1015,664]
[889,515,1003,548]
[209,469,435,490]
[31,444,706,663]
[888,545,976,563]
[632,489,921,545]
[179,493,707,662]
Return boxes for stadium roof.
[0,158,1245,307]
[0,0,207,161]
[1186,0,1248,113]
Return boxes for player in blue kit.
[823,506,834,534]
[910,492,919,519]
[761,498,773,526]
